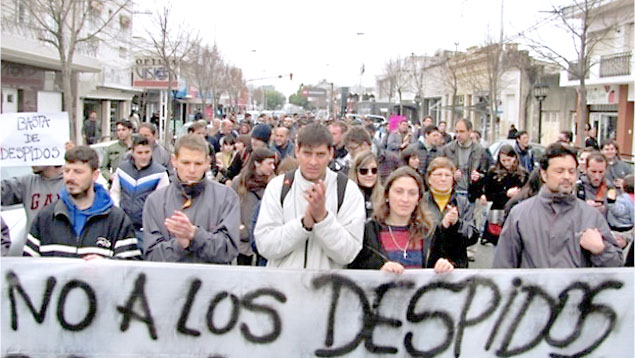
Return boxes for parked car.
[366,115,387,127]
[1,166,32,256]
[488,139,546,170]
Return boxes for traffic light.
[289,73,293,80]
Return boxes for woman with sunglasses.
[349,151,383,219]
[423,157,478,269]
[349,166,454,274]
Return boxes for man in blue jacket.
[24,146,141,260]
[110,136,169,251]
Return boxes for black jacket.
[406,141,439,179]
[24,199,140,259]
[481,167,528,210]
[424,191,477,268]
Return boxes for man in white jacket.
[255,123,365,269]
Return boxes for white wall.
[36,91,62,112]
[2,88,18,113]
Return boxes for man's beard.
[70,190,89,199]
[555,182,575,196]
[66,181,91,199]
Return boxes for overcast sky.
[135,0,573,97]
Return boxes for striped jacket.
[23,198,141,259]
[110,158,169,229]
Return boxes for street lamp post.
[414,93,422,124]
[533,84,548,144]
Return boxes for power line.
[505,7,561,42]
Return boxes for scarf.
[430,187,452,212]
[246,173,269,194]
[175,177,207,209]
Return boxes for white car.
[1,142,113,256]
[1,166,32,256]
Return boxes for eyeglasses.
[358,167,378,175]
[430,172,453,178]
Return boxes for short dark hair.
[220,136,235,146]
[560,130,573,143]
[188,120,207,133]
[586,151,607,167]
[132,136,150,149]
[329,121,348,133]
[65,146,99,171]
[423,125,439,137]
[139,123,157,135]
[601,140,619,152]
[344,126,371,146]
[516,130,528,139]
[456,118,472,131]
[401,146,419,164]
[174,134,210,158]
[471,130,482,139]
[297,123,333,149]
[115,120,134,130]
[540,142,578,170]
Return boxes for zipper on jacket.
[303,241,308,268]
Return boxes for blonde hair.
[374,166,435,241]
[425,157,456,188]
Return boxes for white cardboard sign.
[0,112,69,166]
[2,258,633,357]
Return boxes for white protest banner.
[0,112,69,167]
[2,258,633,358]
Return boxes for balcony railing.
[600,52,632,77]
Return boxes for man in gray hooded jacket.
[2,166,63,254]
[494,143,622,268]
[143,134,240,263]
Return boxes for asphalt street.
[469,241,496,269]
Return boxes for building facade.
[559,0,634,157]
[1,1,137,143]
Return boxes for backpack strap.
[280,170,296,207]
[280,169,348,213]
[336,171,348,213]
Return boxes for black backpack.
[280,170,348,213]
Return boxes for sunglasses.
[358,167,378,175]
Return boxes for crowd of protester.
[2,112,633,270]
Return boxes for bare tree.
[223,65,245,113]
[184,43,224,121]
[2,0,132,142]
[475,41,505,142]
[146,5,198,145]
[408,54,429,124]
[383,57,411,116]
[439,50,461,125]
[521,0,627,146]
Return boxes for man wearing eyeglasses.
[342,126,373,168]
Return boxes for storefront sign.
[133,57,179,88]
